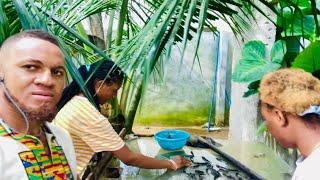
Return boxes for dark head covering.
[57,60,125,110]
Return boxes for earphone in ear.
[0,76,29,136]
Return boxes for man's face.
[1,37,65,121]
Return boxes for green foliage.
[292,41,320,72]
[116,0,260,132]
[2,0,307,132]
[256,121,267,136]
[12,0,44,30]
[280,15,319,40]
[243,89,259,97]
[135,108,209,126]
[0,1,9,43]
[276,0,319,41]
[243,81,260,97]
[279,0,312,14]
[271,40,288,63]
[283,2,320,75]
[236,1,319,135]
[232,40,286,83]
[232,40,286,98]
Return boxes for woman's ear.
[274,109,288,127]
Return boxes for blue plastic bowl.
[155,129,190,151]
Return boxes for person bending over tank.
[54,60,192,178]
[260,68,320,179]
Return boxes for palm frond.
[0,0,10,43]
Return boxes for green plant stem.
[311,0,320,37]
[106,9,115,51]
[76,23,93,53]
[125,81,142,134]
[120,71,134,113]
[115,0,129,46]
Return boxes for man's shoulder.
[0,136,19,147]
[46,123,69,136]
[306,148,320,164]
[46,123,73,145]
[46,123,74,155]
[0,136,28,159]
[293,150,320,179]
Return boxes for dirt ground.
[132,125,229,140]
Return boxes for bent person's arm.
[113,145,191,170]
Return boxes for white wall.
[229,6,276,142]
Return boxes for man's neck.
[0,93,43,136]
[296,127,320,158]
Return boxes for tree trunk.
[89,13,105,49]
[229,6,276,141]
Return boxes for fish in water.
[184,151,195,162]
[206,167,221,180]
[183,169,196,179]
[181,151,249,179]
[202,156,210,163]
[195,170,205,176]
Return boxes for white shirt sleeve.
[0,144,3,177]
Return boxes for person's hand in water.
[169,156,192,170]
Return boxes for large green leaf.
[243,89,259,97]
[243,80,260,97]
[279,0,312,15]
[271,40,286,64]
[179,0,197,63]
[280,15,318,40]
[191,0,209,65]
[12,0,43,30]
[232,41,283,82]
[232,59,281,82]
[240,40,266,62]
[291,41,320,72]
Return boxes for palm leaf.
[232,40,283,83]
[292,41,320,73]
[179,0,197,64]
[0,0,10,43]
[12,0,44,29]
[191,0,209,65]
